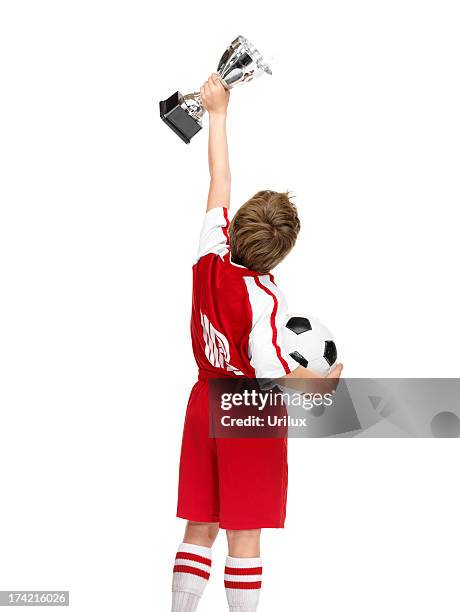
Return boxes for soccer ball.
[282,314,338,375]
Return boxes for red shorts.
[177,380,288,530]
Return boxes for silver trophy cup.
[159,36,272,143]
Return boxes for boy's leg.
[174,380,220,611]
[216,434,287,612]
[171,521,219,612]
[225,530,263,612]
[184,520,220,548]
[227,529,260,557]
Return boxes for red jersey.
[191,206,298,380]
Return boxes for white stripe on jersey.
[196,206,229,261]
[257,275,294,356]
[243,275,297,379]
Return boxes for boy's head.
[229,190,300,273]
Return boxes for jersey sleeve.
[196,206,230,261]
[243,275,299,379]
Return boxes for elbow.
[210,170,231,183]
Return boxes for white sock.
[224,556,262,612]
[172,542,212,612]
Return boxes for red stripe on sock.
[175,552,212,567]
[224,580,262,590]
[174,565,210,580]
[225,566,262,576]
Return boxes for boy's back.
[177,205,298,532]
[192,206,298,381]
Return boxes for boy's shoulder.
[195,206,230,262]
[195,206,262,278]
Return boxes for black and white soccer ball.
[282,314,338,375]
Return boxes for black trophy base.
[159,91,202,144]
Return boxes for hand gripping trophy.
[159,36,272,144]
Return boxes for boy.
[172,74,342,612]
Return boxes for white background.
[0,1,459,611]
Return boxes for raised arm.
[200,74,230,212]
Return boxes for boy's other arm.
[200,74,230,212]
[285,363,343,380]
[278,363,344,395]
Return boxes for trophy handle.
[217,75,230,90]
[182,76,228,122]
[182,91,205,122]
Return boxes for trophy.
[159,36,272,144]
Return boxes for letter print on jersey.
[200,311,244,375]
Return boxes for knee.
[226,529,261,557]
[227,529,261,543]
[185,521,220,547]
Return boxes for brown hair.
[229,191,300,273]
